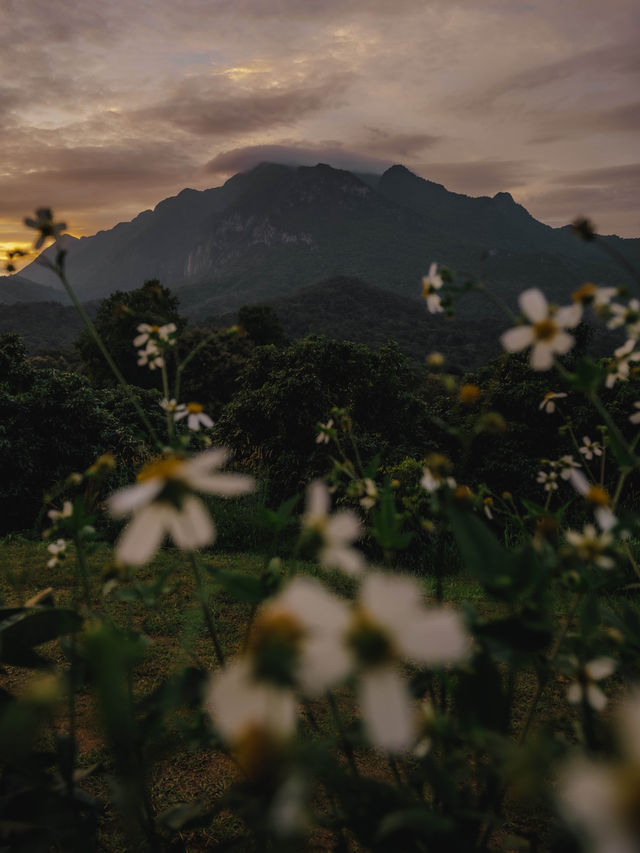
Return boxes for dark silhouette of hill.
[9,162,637,321]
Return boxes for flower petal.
[165,496,215,550]
[108,479,164,517]
[115,504,169,565]
[501,325,534,353]
[519,289,548,322]
[359,667,415,752]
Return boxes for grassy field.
[0,537,630,851]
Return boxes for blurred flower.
[500,289,582,370]
[174,402,214,431]
[458,383,481,405]
[569,469,616,531]
[539,391,567,413]
[137,343,164,370]
[248,576,352,695]
[204,660,296,778]
[302,480,365,576]
[133,322,177,348]
[421,263,444,314]
[607,300,640,339]
[571,282,617,307]
[426,351,445,368]
[565,524,615,569]
[108,449,254,565]
[537,469,559,492]
[47,538,67,569]
[567,657,616,711]
[160,398,184,415]
[347,572,470,752]
[605,338,640,388]
[48,500,73,523]
[629,401,640,424]
[24,208,66,250]
[579,436,603,461]
[558,455,581,480]
[315,418,335,444]
[483,496,494,520]
[421,453,456,493]
[359,478,378,510]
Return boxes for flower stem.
[190,553,226,668]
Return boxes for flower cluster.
[134,322,177,370]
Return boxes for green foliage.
[74,279,186,387]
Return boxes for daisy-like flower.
[137,343,164,370]
[483,496,494,520]
[160,398,185,416]
[421,453,456,493]
[346,572,470,752]
[173,402,214,431]
[629,401,640,424]
[133,322,178,348]
[569,469,617,531]
[24,208,66,250]
[567,657,616,712]
[537,468,559,492]
[571,282,618,309]
[605,338,640,388]
[204,660,297,778]
[302,480,365,576]
[47,538,67,569]
[107,449,255,566]
[565,524,615,569]
[539,391,567,413]
[48,500,73,523]
[421,263,444,314]
[579,436,603,461]
[358,478,378,510]
[558,455,581,481]
[315,418,335,444]
[247,577,352,696]
[607,299,640,338]
[500,289,582,371]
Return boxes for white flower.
[500,289,582,370]
[629,401,640,425]
[248,577,352,696]
[421,468,456,493]
[315,418,334,444]
[558,455,581,481]
[567,657,616,711]
[160,398,185,415]
[48,500,73,523]
[605,338,640,388]
[204,660,297,776]
[579,436,604,461]
[607,299,640,338]
[47,538,67,568]
[347,572,470,751]
[537,469,559,492]
[569,469,617,531]
[133,322,177,348]
[173,402,214,431]
[137,343,164,370]
[539,391,567,413]
[108,449,254,565]
[421,263,444,314]
[302,481,365,576]
[359,478,378,510]
[565,524,615,569]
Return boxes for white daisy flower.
[346,572,470,752]
[539,391,567,413]
[567,657,616,712]
[133,322,177,348]
[248,576,352,696]
[579,436,603,461]
[315,418,335,444]
[607,299,640,338]
[108,449,254,565]
[160,398,185,416]
[137,343,164,370]
[48,500,73,523]
[537,469,559,492]
[605,338,640,388]
[500,289,582,371]
[302,480,365,576]
[565,524,615,569]
[558,455,581,480]
[421,263,444,314]
[173,402,214,431]
[569,469,617,531]
[629,401,640,425]
[47,538,67,568]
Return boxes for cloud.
[134,71,351,136]
[529,101,640,143]
[411,160,534,195]
[204,143,392,176]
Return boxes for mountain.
[0,272,68,305]
[4,161,639,324]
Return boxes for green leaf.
[447,503,516,597]
[376,808,453,841]
[567,357,605,394]
[370,483,413,551]
[206,567,268,604]
[0,607,83,668]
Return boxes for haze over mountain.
[3,162,638,324]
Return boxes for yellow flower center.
[137,455,184,482]
[150,324,160,333]
[572,282,597,303]
[187,402,203,414]
[347,610,394,666]
[586,486,610,507]
[533,319,558,341]
[458,384,481,404]
[250,609,305,687]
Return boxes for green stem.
[327,691,359,779]
[56,265,162,449]
[190,554,226,668]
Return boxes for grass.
[0,537,636,851]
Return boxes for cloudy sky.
[2,0,639,266]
